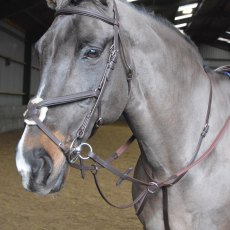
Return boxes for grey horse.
[16,0,230,229]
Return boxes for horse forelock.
[46,0,83,10]
[46,0,103,10]
[46,0,71,10]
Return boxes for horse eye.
[83,48,101,59]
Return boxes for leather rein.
[23,1,230,229]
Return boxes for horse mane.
[125,1,199,50]
[154,15,198,51]
[122,0,203,64]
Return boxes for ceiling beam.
[140,0,202,10]
[187,0,230,44]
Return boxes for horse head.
[16,0,130,195]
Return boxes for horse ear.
[46,0,57,9]
[46,0,71,10]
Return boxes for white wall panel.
[0,22,25,106]
[0,60,23,105]
[0,22,24,60]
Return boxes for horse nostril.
[42,155,53,178]
[31,149,53,184]
[32,157,45,175]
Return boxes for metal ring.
[147,182,159,194]
[75,143,92,160]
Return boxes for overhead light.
[175,23,187,28]
[182,8,193,14]
[175,14,193,21]
[218,37,230,44]
[226,31,230,35]
[178,3,198,14]
[127,0,138,2]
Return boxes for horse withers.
[16,0,230,229]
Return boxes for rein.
[23,1,230,229]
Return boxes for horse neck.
[118,1,228,178]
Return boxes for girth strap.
[162,187,170,230]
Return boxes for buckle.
[201,123,209,137]
[127,66,133,81]
[95,117,103,128]
[68,148,80,164]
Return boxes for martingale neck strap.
[66,114,230,220]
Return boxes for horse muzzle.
[16,147,67,195]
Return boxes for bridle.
[24,0,132,156]
[23,1,230,230]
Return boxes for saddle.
[215,65,230,78]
